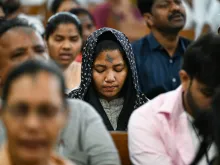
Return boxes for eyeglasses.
[4,103,65,122]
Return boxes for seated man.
[133,0,191,99]
[128,33,220,165]
[0,18,121,165]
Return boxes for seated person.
[0,60,74,165]
[68,27,148,130]
[128,33,220,165]
[0,18,47,97]
[45,12,82,91]
[0,18,121,165]
[69,8,96,63]
[133,0,191,99]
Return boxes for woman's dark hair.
[45,12,82,40]
[1,59,67,109]
[51,0,79,14]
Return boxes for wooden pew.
[110,131,132,165]
[180,29,195,40]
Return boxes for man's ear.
[143,13,153,28]
[179,70,190,92]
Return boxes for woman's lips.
[103,86,117,92]
[59,53,73,60]
[19,139,47,150]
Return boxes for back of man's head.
[182,33,220,88]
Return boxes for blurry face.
[47,23,82,69]
[57,0,79,12]
[2,72,67,164]
[77,14,96,45]
[180,70,213,117]
[92,50,128,101]
[0,27,47,95]
[146,0,186,33]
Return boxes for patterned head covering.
[68,27,148,130]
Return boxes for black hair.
[94,32,126,57]
[137,0,154,15]
[2,0,21,16]
[0,18,36,38]
[51,0,79,14]
[212,87,220,164]
[45,12,82,40]
[69,8,95,25]
[182,33,220,88]
[1,59,67,109]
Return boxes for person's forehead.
[0,27,44,49]
[53,23,79,35]
[77,14,93,24]
[58,0,79,11]
[8,72,62,102]
[94,50,125,63]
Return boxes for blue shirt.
[132,33,191,99]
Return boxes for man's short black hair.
[182,33,220,88]
[1,59,67,108]
[69,8,95,25]
[137,0,154,15]
[0,18,36,38]
[51,0,79,14]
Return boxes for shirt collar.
[148,33,161,50]
[147,32,187,53]
[158,85,185,118]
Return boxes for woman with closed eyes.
[68,27,148,131]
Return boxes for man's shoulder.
[132,35,149,48]
[131,89,179,120]
[132,35,150,57]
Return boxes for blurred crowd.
[0,0,220,165]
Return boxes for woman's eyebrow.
[93,64,106,67]
[113,63,124,67]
